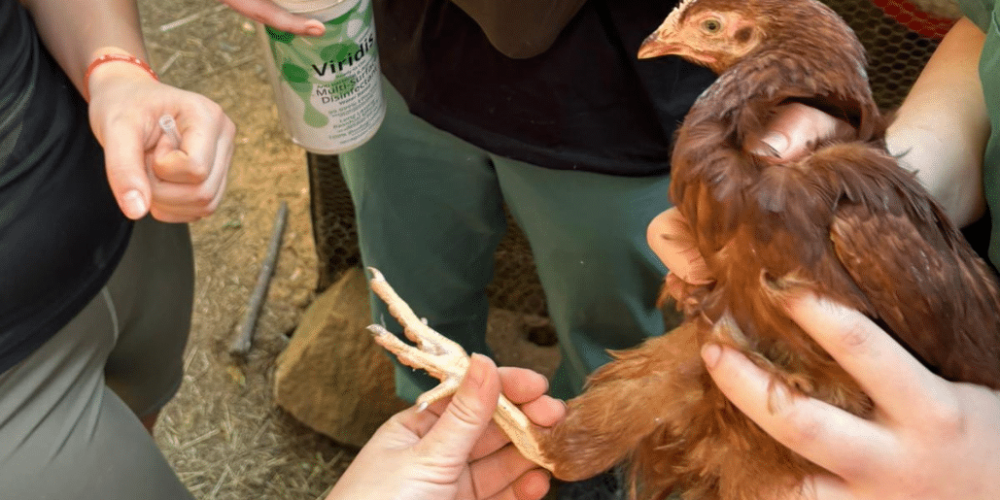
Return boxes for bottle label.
[265,0,384,152]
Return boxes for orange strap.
[82,53,158,102]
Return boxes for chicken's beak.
[638,32,682,59]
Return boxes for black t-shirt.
[373,0,715,176]
[0,1,132,373]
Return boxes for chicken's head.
[638,0,769,73]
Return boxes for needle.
[158,114,182,149]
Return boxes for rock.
[274,267,408,448]
[275,267,568,447]
[486,310,560,380]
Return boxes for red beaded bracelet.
[82,53,159,102]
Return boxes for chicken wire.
[307,0,955,312]
[307,152,363,292]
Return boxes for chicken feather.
[533,1,1000,499]
[369,2,1000,499]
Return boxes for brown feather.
[536,1,1000,499]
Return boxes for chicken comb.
[663,0,700,32]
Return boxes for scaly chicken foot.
[366,267,555,471]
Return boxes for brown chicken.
[368,1,1000,499]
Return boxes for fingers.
[804,474,854,500]
[392,404,442,440]
[468,444,546,499]
[497,367,549,404]
[496,366,565,427]
[102,119,153,220]
[773,475,852,500]
[154,102,235,173]
[702,342,895,481]
[786,295,958,427]
[647,208,713,284]
[509,469,551,500]
[465,393,566,462]
[415,354,501,464]
[468,370,564,460]
[746,103,855,162]
[496,367,565,427]
[151,108,216,183]
[219,0,325,36]
[518,396,566,428]
[152,148,203,184]
[97,87,234,222]
[148,105,235,222]
[482,468,551,500]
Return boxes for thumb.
[747,103,855,162]
[103,123,152,220]
[753,130,790,158]
[418,354,501,463]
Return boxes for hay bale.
[274,267,408,448]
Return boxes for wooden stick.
[158,4,227,32]
[230,201,289,357]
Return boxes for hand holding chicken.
[369,1,1000,499]
[702,293,1000,500]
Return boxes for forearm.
[22,0,150,95]
[887,17,989,227]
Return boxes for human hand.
[647,207,712,306]
[650,93,1000,499]
[218,0,325,36]
[648,207,1000,500]
[326,354,564,500]
[650,103,852,302]
[744,102,855,162]
[702,295,1000,500]
[87,63,235,222]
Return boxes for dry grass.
[137,2,356,498]
[136,3,565,499]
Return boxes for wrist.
[84,50,158,102]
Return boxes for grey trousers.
[0,217,195,500]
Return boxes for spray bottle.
[258,0,386,154]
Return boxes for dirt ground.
[136,0,581,497]
[131,2,964,499]
[138,2,351,499]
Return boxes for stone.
[275,267,566,448]
[274,267,409,448]
[485,310,560,380]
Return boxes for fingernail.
[305,20,325,36]
[467,353,489,388]
[122,190,146,219]
[755,131,788,158]
[701,343,722,368]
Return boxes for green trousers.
[340,80,673,400]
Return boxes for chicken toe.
[366,267,555,470]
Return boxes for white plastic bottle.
[258,0,386,154]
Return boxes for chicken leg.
[366,267,717,485]
[366,267,555,471]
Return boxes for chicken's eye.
[701,18,723,34]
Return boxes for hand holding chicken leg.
[366,268,556,472]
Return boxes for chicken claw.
[366,267,555,471]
